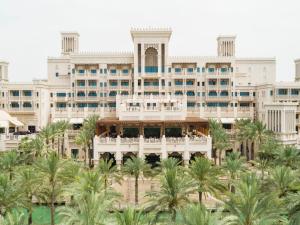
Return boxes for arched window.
[145,47,158,73]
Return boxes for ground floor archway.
[168,152,183,165]
[122,152,137,165]
[99,152,116,166]
[145,153,160,168]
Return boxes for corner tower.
[217,35,236,57]
[0,61,9,83]
[61,32,80,55]
[295,59,300,82]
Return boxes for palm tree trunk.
[91,137,94,167]
[171,209,176,222]
[198,191,203,203]
[135,175,139,205]
[28,195,33,224]
[57,137,60,157]
[88,144,92,168]
[242,141,246,157]
[83,148,87,165]
[218,150,222,166]
[28,208,33,225]
[50,190,55,225]
[248,141,252,161]
[213,148,217,165]
[61,134,64,158]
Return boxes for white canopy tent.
[0,110,24,134]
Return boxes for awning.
[0,110,24,127]
[70,118,84,124]
[52,118,69,123]
[9,117,24,126]
[220,118,235,124]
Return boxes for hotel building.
[0,28,300,165]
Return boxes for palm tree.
[222,152,246,192]
[115,207,149,225]
[146,165,194,222]
[188,157,225,203]
[18,135,45,164]
[0,174,20,216]
[70,169,105,197]
[277,145,300,169]
[225,173,283,225]
[34,152,78,225]
[75,129,90,165]
[58,191,112,225]
[181,203,230,225]
[39,123,56,148]
[82,114,99,167]
[97,159,122,192]
[0,210,27,225]
[15,166,40,224]
[160,157,181,171]
[55,120,70,157]
[235,119,251,159]
[0,150,19,180]
[209,119,230,165]
[251,121,273,159]
[123,156,151,205]
[256,137,281,180]
[286,192,300,225]
[267,166,298,198]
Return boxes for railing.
[95,136,208,145]
[166,137,185,144]
[120,138,139,144]
[144,138,161,143]
[0,134,36,141]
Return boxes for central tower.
[130,28,172,94]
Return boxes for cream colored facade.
[0,28,300,161]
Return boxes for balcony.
[145,66,158,73]
[94,135,211,159]
[8,106,35,114]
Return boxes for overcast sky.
[0,0,299,82]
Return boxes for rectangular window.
[56,93,66,97]
[291,89,299,95]
[240,92,250,96]
[91,69,97,74]
[277,89,288,95]
[23,90,32,96]
[110,69,117,74]
[23,102,32,108]
[175,68,181,73]
[187,68,193,73]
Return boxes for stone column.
[184,135,190,166]
[207,135,212,159]
[116,135,122,169]
[138,135,144,159]
[161,135,167,160]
